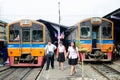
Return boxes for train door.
[20,28,32,62]
[92,25,100,49]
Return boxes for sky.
[0,0,120,26]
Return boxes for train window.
[22,29,30,42]
[80,27,91,38]
[32,30,43,42]
[102,26,112,38]
[10,30,20,42]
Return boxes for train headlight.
[104,53,107,55]
[15,57,18,60]
[35,57,38,60]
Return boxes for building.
[0,20,7,41]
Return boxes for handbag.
[47,51,54,57]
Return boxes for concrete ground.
[0,56,4,66]
[0,57,3,64]
[37,60,93,80]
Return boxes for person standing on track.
[45,40,56,70]
[56,41,66,70]
[66,41,79,76]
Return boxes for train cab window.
[10,30,20,42]
[32,30,43,42]
[22,29,30,42]
[80,27,91,38]
[102,26,112,38]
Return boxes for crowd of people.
[45,40,79,76]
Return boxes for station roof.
[37,19,68,29]
[103,8,120,19]
[103,8,120,33]
[37,19,68,43]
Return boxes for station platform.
[0,57,3,64]
[37,60,90,80]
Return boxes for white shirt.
[45,44,56,54]
[68,46,78,59]
[58,45,65,53]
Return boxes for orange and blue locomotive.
[7,20,51,66]
[67,17,114,61]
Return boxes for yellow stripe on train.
[8,48,45,56]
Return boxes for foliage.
[75,39,88,53]
[75,39,81,48]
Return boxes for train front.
[79,17,114,61]
[7,20,45,66]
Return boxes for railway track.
[0,66,42,80]
[91,64,120,80]
[78,63,108,80]
[106,63,120,73]
[0,67,16,80]
[21,68,42,80]
[113,62,120,67]
[0,66,11,72]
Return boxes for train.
[7,19,51,66]
[66,17,114,61]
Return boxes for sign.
[20,19,32,26]
[91,17,102,24]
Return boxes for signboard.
[91,17,102,24]
[20,19,32,26]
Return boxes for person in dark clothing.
[45,41,56,70]
[0,41,8,64]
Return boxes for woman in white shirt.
[66,41,79,76]
[56,41,66,70]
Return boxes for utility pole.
[58,2,61,43]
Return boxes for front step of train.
[79,49,112,61]
[9,53,44,67]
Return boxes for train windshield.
[80,26,91,38]
[32,30,43,42]
[102,22,112,38]
[22,29,30,42]
[10,30,20,42]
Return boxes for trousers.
[46,53,54,70]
